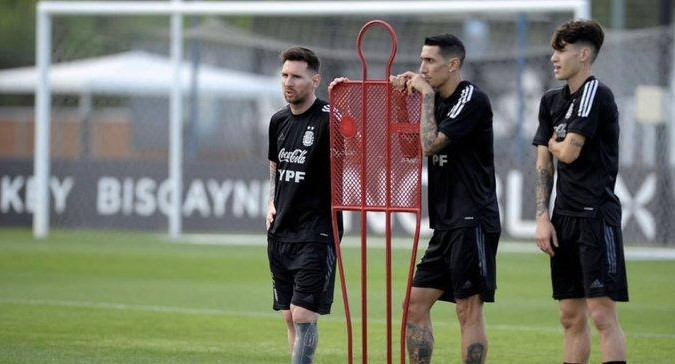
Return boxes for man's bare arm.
[548,132,585,164]
[535,146,554,219]
[266,161,277,230]
[534,145,558,256]
[419,90,450,156]
[268,161,277,202]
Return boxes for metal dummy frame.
[329,20,422,364]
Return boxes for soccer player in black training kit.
[390,34,500,364]
[266,47,339,364]
[533,20,628,364]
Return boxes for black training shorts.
[267,239,336,314]
[550,214,629,302]
[413,226,499,303]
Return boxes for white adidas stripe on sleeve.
[578,82,591,115]
[448,87,467,117]
[578,80,598,117]
[448,84,474,119]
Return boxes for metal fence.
[0,11,672,245]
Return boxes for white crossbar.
[39,1,590,17]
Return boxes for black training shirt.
[268,98,338,243]
[533,76,621,225]
[428,81,501,233]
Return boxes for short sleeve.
[268,117,278,163]
[532,94,552,146]
[320,104,331,148]
[438,85,484,141]
[566,79,601,139]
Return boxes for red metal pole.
[332,208,353,364]
[356,20,399,364]
[361,211,367,364]
[385,211,392,364]
[359,66,368,364]
[400,212,422,364]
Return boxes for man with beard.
[266,47,340,364]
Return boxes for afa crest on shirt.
[303,126,315,147]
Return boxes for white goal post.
[34,0,590,239]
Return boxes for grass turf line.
[0,228,674,363]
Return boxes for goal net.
[1,1,671,245]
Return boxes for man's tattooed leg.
[407,323,434,364]
[465,343,485,364]
[291,322,318,364]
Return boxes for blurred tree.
[592,0,665,29]
[0,0,38,68]
[0,0,670,70]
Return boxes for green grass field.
[1,228,674,363]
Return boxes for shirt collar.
[562,75,597,100]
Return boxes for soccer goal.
[26,0,590,240]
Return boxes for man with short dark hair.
[267,46,339,364]
[533,19,628,364]
[391,33,500,364]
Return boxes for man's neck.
[289,95,317,115]
[437,74,463,99]
[567,67,592,94]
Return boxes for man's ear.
[579,46,592,63]
[449,57,461,72]
[312,73,321,88]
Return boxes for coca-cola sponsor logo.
[278,148,307,164]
